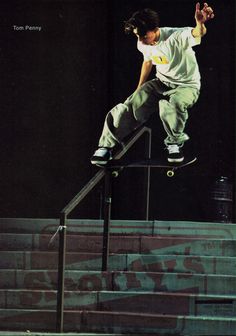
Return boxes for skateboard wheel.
[112,171,119,177]
[167,170,174,177]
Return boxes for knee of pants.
[159,99,175,120]
[159,98,187,120]
[110,103,130,127]
[169,95,189,112]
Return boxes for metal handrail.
[56,126,152,332]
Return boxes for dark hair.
[124,8,160,37]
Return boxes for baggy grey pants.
[98,79,200,148]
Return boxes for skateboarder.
[91,3,214,165]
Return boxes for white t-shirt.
[137,27,201,89]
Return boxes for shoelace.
[95,148,109,156]
[167,144,180,154]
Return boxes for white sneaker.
[167,144,184,163]
[90,148,112,165]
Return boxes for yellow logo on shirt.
[151,55,169,64]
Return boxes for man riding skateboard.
[91,3,214,165]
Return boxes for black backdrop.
[0,0,235,221]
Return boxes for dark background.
[0,0,235,221]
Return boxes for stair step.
[81,311,236,335]
[127,254,236,275]
[1,218,236,239]
[1,251,236,275]
[0,334,129,336]
[0,219,154,234]
[113,270,236,295]
[1,289,235,317]
[1,233,236,256]
[0,333,131,336]
[0,309,235,334]
[0,308,62,332]
[1,270,235,295]
[97,292,236,317]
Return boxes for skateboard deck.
[106,157,197,177]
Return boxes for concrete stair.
[0,218,236,335]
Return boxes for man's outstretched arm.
[192,2,214,37]
[137,60,153,90]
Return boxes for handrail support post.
[145,128,152,220]
[102,169,112,271]
[56,212,67,333]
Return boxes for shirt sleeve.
[174,27,201,49]
[137,41,152,61]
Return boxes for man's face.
[133,28,158,45]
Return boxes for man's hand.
[192,3,214,37]
[195,2,214,24]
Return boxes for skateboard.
[105,157,197,177]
